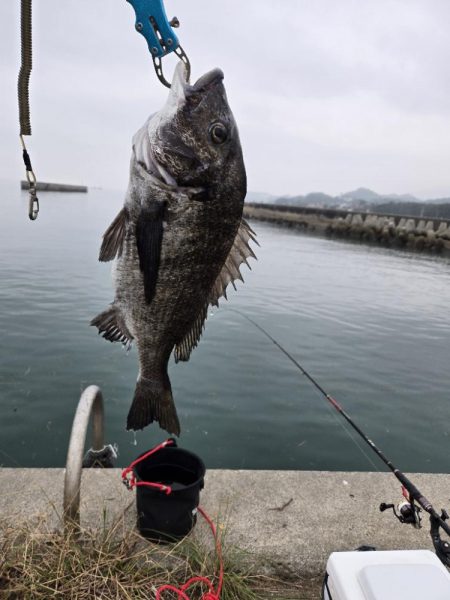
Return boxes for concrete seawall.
[244,203,450,255]
[1,468,449,579]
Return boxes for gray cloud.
[2,0,450,197]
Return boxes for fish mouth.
[172,63,224,99]
[187,68,224,95]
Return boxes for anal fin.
[91,305,133,347]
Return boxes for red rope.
[121,440,223,599]
[121,439,175,493]
[155,507,223,600]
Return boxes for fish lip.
[172,63,224,96]
[186,68,224,95]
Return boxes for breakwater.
[244,203,450,254]
[20,181,88,192]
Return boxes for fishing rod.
[235,310,450,567]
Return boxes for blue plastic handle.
[126,0,180,58]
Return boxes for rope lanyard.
[18,0,39,220]
[155,506,223,600]
[122,439,224,599]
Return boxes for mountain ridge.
[246,187,450,219]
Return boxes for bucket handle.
[122,438,176,495]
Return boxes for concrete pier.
[1,468,449,579]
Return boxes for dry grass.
[0,516,318,599]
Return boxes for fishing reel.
[380,495,450,568]
[380,499,422,528]
[430,510,450,568]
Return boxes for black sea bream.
[92,63,257,435]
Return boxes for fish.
[91,62,257,435]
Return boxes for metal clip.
[20,134,39,221]
[28,192,39,221]
[126,0,190,88]
[122,468,135,491]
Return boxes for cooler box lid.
[359,564,450,600]
[326,550,450,600]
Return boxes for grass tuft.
[0,516,319,599]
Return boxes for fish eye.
[209,122,228,145]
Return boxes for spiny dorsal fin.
[99,207,129,262]
[208,218,258,307]
[174,304,208,363]
[136,203,165,304]
[173,219,257,363]
[91,304,133,348]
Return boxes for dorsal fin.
[208,218,258,307]
[174,219,257,362]
[174,304,208,363]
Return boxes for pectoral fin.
[136,203,165,304]
[99,207,129,262]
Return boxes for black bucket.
[133,441,205,542]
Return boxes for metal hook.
[152,45,190,88]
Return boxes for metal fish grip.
[126,0,190,87]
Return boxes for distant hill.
[245,191,277,204]
[275,192,339,208]
[249,187,450,219]
[341,187,420,204]
[340,187,383,202]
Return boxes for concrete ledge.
[1,469,449,577]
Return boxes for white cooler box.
[323,550,450,600]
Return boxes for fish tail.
[127,374,180,436]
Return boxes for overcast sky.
[2,1,450,198]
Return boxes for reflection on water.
[1,181,450,472]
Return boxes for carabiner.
[28,192,39,221]
[20,134,39,221]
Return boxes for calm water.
[1,181,450,472]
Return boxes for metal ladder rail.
[63,385,105,530]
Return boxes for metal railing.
[63,385,105,530]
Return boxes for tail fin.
[127,376,180,436]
